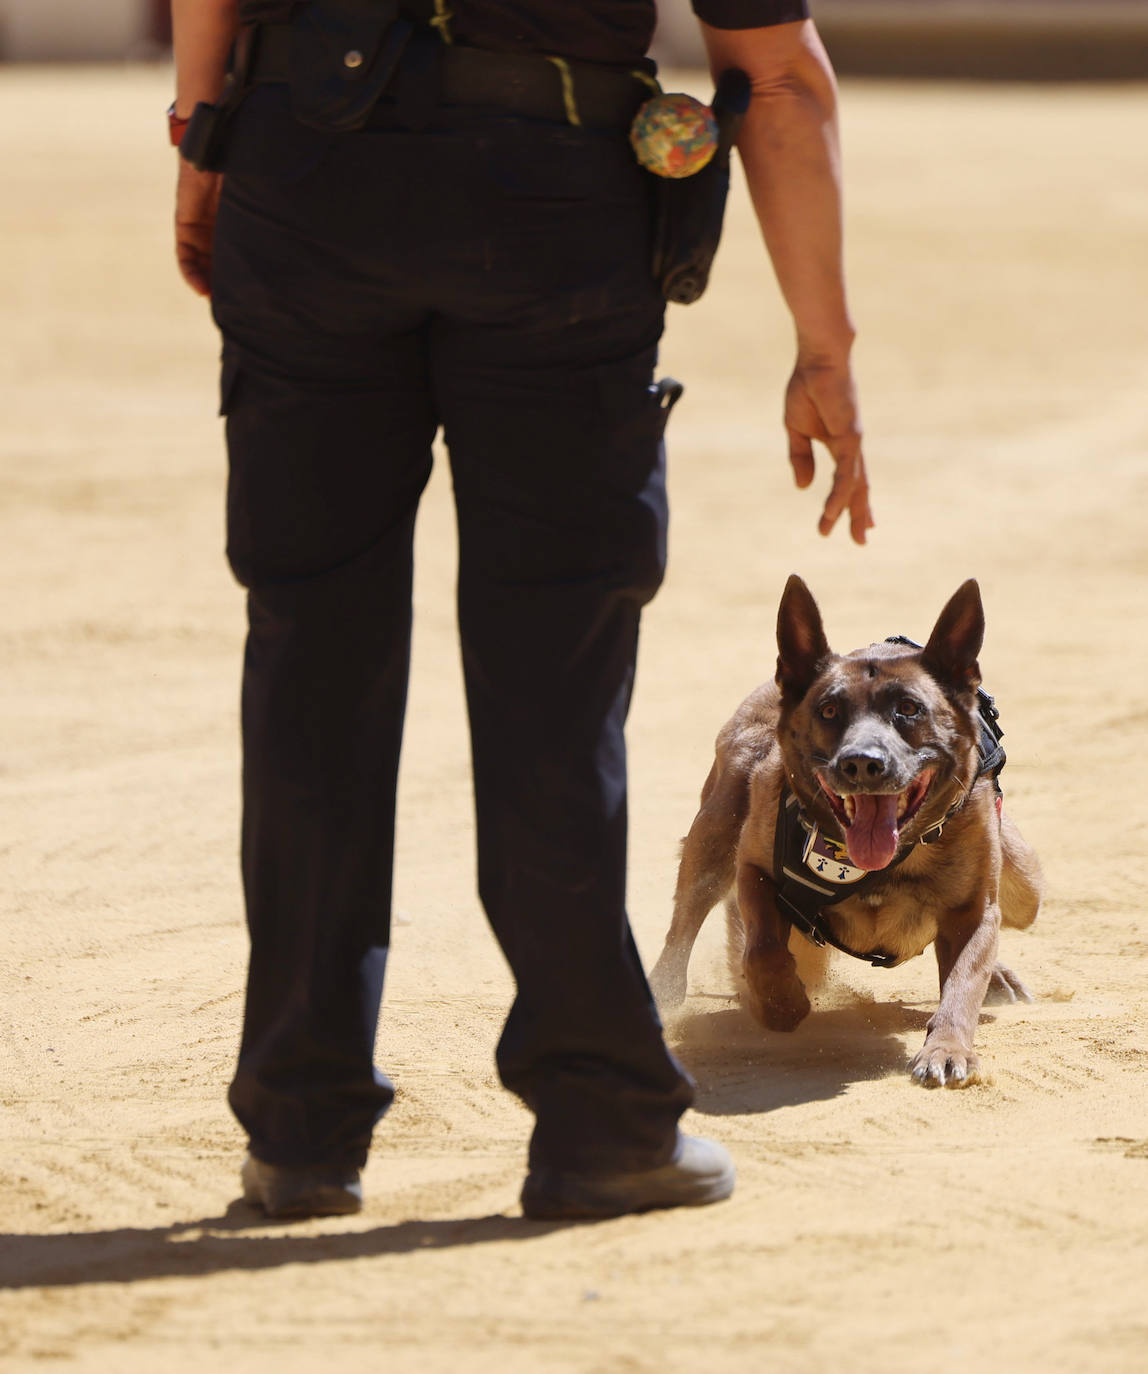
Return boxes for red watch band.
[167,103,191,148]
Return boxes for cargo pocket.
[288,0,407,132]
[589,365,683,606]
[592,360,683,494]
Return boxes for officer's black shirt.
[238,0,811,67]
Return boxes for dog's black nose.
[838,749,887,781]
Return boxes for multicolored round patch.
[629,93,719,179]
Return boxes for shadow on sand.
[5,996,989,1293]
[0,1207,565,1292]
[665,994,936,1116]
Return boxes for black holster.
[650,69,750,306]
[180,25,261,172]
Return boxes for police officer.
[170,0,871,1221]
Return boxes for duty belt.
[248,21,652,129]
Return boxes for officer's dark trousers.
[211,87,694,1174]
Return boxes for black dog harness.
[772,636,1007,968]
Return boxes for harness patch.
[803,828,868,886]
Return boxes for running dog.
[649,575,1043,1087]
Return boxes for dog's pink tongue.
[845,794,901,870]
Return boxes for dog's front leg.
[649,849,727,1009]
[737,862,811,1032]
[649,874,715,1009]
[650,764,744,1008]
[910,902,1000,1088]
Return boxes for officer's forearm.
[701,19,854,364]
[172,0,240,118]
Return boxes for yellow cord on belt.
[544,56,581,126]
[430,0,453,44]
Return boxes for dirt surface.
[2,66,1147,1372]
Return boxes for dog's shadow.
[664,994,933,1115]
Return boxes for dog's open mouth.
[816,770,934,871]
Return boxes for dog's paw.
[908,1040,981,1089]
[648,955,688,1009]
[983,962,1033,1005]
[742,953,811,1033]
[744,987,811,1032]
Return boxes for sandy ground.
[2,64,1147,1372]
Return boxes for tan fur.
[649,577,1044,1087]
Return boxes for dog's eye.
[818,702,838,721]
[897,698,922,718]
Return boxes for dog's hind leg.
[649,764,744,1008]
[984,962,1033,1004]
[987,812,1041,1003]
[999,810,1043,931]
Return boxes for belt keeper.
[544,56,581,127]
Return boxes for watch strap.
[167,103,191,148]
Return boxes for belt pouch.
[651,160,731,306]
[289,0,410,131]
[650,68,750,306]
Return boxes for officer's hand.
[785,357,874,545]
[175,160,223,298]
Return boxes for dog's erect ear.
[922,579,984,692]
[776,575,831,701]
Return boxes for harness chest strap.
[772,792,902,968]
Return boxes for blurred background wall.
[0,0,1145,76]
[0,0,168,59]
